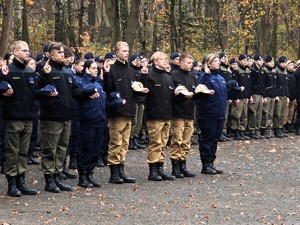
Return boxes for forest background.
[0,0,299,61]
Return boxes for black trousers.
[77,122,105,170]
[198,118,225,164]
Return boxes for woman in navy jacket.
[196,53,228,175]
[77,60,107,188]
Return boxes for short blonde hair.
[11,41,28,52]
[150,51,167,64]
[205,53,219,65]
[114,41,129,52]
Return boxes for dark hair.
[48,42,64,53]
[63,45,74,57]
[4,52,13,64]
[179,53,193,62]
[82,60,95,73]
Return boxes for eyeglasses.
[17,49,30,53]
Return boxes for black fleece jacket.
[38,59,84,121]
[0,58,38,120]
[141,67,175,120]
[171,68,198,119]
[103,60,138,118]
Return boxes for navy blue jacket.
[196,70,227,119]
[77,73,106,127]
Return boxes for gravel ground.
[0,134,299,225]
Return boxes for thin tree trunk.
[0,0,14,57]
[103,0,121,50]
[22,0,30,44]
[14,0,22,40]
[125,0,142,54]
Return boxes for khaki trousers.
[4,120,32,176]
[108,117,131,165]
[40,120,71,174]
[286,99,296,124]
[248,94,263,131]
[169,118,194,160]
[230,98,248,131]
[147,120,171,163]
[273,96,288,128]
[130,103,144,137]
[261,97,275,129]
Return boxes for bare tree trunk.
[55,0,67,42]
[125,0,142,54]
[103,0,121,50]
[67,0,77,49]
[88,0,96,42]
[270,1,278,58]
[120,0,128,41]
[14,0,22,40]
[0,0,14,57]
[22,0,30,44]
[169,0,176,53]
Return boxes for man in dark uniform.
[38,42,99,193]
[261,56,278,138]
[285,61,296,132]
[0,41,38,197]
[293,64,300,135]
[248,54,265,139]
[219,52,232,141]
[169,53,197,178]
[103,41,149,184]
[230,54,252,140]
[273,56,289,137]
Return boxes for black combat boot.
[133,136,146,149]
[44,174,60,193]
[171,160,184,178]
[296,125,300,135]
[109,164,123,184]
[6,176,22,197]
[128,138,137,150]
[234,130,244,140]
[96,156,105,167]
[78,170,93,188]
[240,131,250,140]
[53,173,73,191]
[211,161,224,174]
[279,128,288,137]
[179,160,196,177]
[260,129,270,139]
[201,163,217,175]
[0,159,5,174]
[118,163,136,183]
[148,163,162,181]
[16,174,38,195]
[27,154,40,165]
[274,128,284,138]
[86,169,102,187]
[62,160,77,179]
[156,162,176,180]
[68,154,77,169]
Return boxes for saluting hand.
[1,64,9,75]
[103,60,110,73]
[43,60,51,74]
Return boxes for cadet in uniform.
[273,56,289,137]
[261,56,278,138]
[248,54,265,139]
[231,54,252,140]
[1,41,38,197]
[169,53,197,178]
